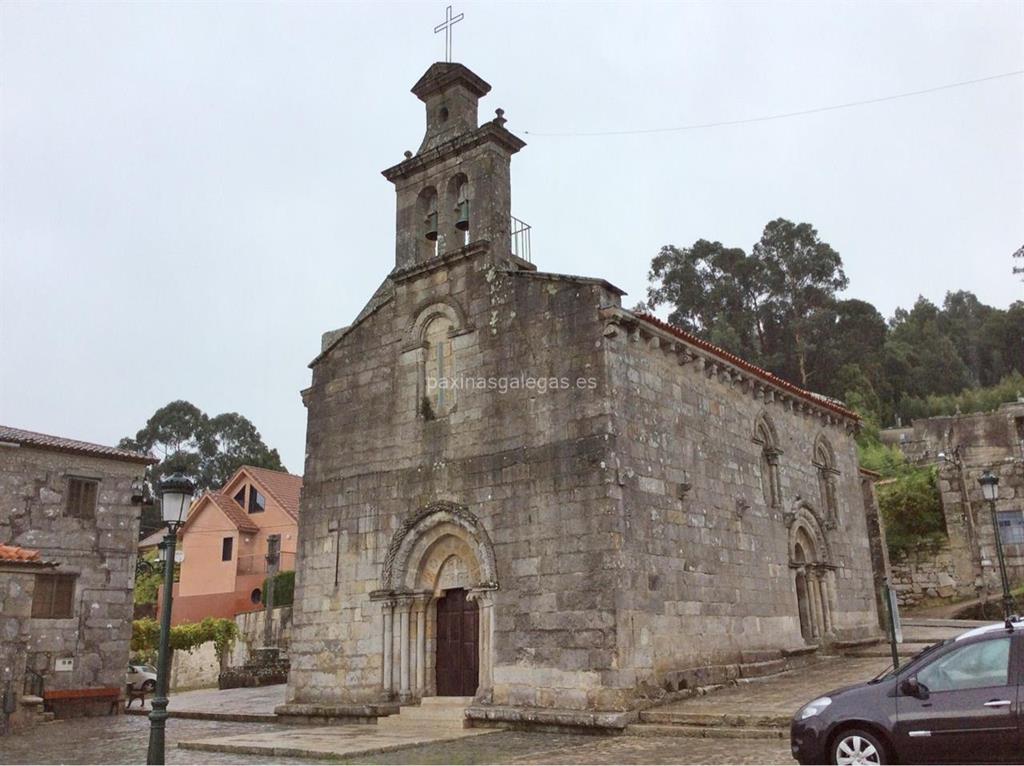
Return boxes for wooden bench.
[42,687,122,716]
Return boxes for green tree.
[645,239,766,363]
[752,219,849,387]
[121,401,286,535]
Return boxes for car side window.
[917,637,1011,693]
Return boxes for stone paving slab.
[179,722,496,761]
[0,715,307,765]
[641,656,889,726]
[126,683,285,721]
[327,730,796,765]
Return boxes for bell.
[424,211,438,241]
[455,200,470,232]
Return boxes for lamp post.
[146,471,195,765]
[978,470,1015,627]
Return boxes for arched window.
[753,414,782,508]
[422,315,455,418]
[813,435,839,529]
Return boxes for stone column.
[399,597,412,700]
[808,575,824,639]
[467,587,497,702]
[381,599,395,697]
[820,569,834,634]
[415,596,428,696]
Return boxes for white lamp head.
[158,471,196,527]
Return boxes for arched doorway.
[373,502,498,702]
[788,503,836,645]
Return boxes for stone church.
[280,62,882,727]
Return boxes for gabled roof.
[0,425,156,465]
[240,466,303,521]
[0,543,58,568]
[180,492,259,536]
[631,311,859,422]
[138,527,171,549]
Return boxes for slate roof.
[0,425,156,465]
[0,543,58,567]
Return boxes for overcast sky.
[2,1,1022,474]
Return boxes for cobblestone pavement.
[334,730,794,765]
[1,718,794,765]
[127,684,285,716]
[0,716,307,765]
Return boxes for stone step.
[419,696,473,706]
[626,723,786,740]
[387,707,468,721]
[639,710,791,728]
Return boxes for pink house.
[166,466,301,625]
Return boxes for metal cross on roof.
[434,5,464,63]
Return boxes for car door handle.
[984,700,1012,707]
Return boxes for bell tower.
[382,63,526,271]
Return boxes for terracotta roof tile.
[633,312,859,422]
[242,466,303,520]
[0,425,156,464]
[181,492,259,535]
[0,543,58,567]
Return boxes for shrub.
[131,616,239,657]
[261,570,295,607]
[877,466,946,559]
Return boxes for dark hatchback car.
[792,620,1024,764]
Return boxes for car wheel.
[142,679,156,692]
[831,728,887,765]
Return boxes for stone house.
[281,62,882,728]
[168,465,302,624]
[882,402,1024,607]
[0,425,154,721]
[0,543,58,735]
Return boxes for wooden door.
[435,588,479,696]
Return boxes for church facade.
[281,62,881,727]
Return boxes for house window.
[66,478,98,519]
[248,490,265,514]
[233,487,246,508]
[222,537,234,561]
[997,511,1024,545]
[32,574,76,619]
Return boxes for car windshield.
[869,639,952,682]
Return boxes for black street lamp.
[146,471,195,765]
[979,470,1015,628]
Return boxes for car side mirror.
[901,677,929,700]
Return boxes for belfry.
[281,60,883,729]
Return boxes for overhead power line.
[524,69,1024,137]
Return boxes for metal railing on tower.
[511,216,532,263]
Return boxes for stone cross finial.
[434,5,464,63]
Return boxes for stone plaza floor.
[3,635,964,766]
[0,715,795,765]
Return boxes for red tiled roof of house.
[180,492,259,535]
[0,425,157,465]
[243,466,303,520]
[633,312,859,422]
[0,543,57,567]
